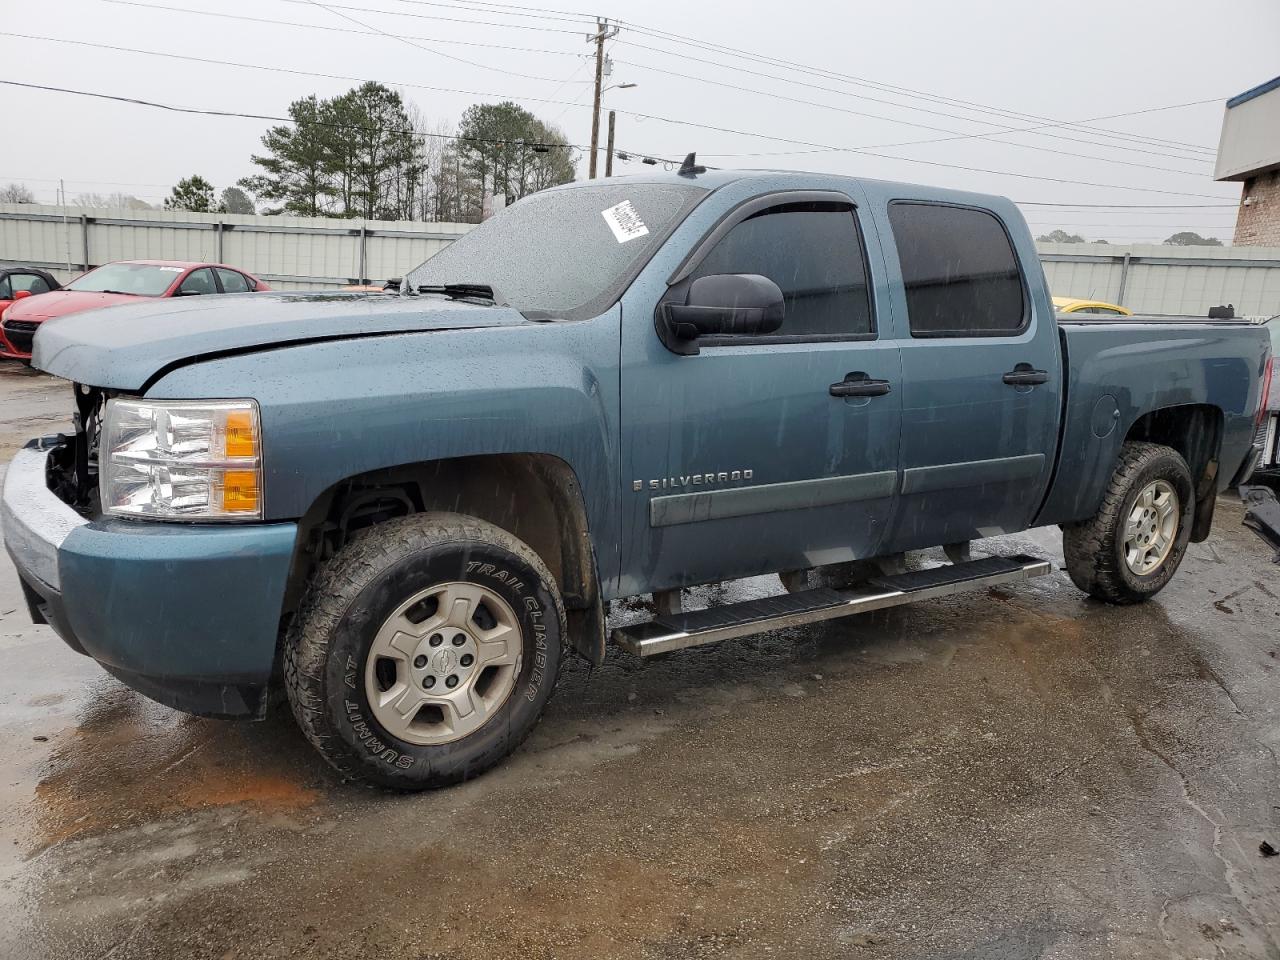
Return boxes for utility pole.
[59,178,72,274]
[587,17,619,179]
[605,110,616,177]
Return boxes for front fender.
[146,310,622,582]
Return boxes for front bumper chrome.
[0,438,88,591]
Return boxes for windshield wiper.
[416,283,499,303]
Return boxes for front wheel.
[1063,441,1194,604]
[284,512,566,790]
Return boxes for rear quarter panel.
[1035,321,1270,525]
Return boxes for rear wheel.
[284,512,566,789]
[1063,442,1194,604]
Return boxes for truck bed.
[1034,317,1271,527]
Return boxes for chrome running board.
[612,554,1052,657]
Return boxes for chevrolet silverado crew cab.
[2,169,1272,789]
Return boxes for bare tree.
[75,192,153,210]
[405,106,462,222]
[0,182,35,204]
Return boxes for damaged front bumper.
[2,437,298,718]
[2,439,91,650]
[1240,484,1280,562]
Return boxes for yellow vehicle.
[1052,296,1132,317]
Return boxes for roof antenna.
[678,152,706,177]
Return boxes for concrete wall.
[0,203,473,291]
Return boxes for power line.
[307,0,1224,160]
[296,0,571,84]
[605,58,1212,178]
[1,69,1234,201]
[0,28,591,80]
[104,0,1228,185]
[0,34,598,120]
[0,77,683,167]
[1023,209,1236,218]
[362,0,1230,163]
[1025,223,1233,228]
[857,98,1225,156]
[694,95,1227,163]
[108,0,584,35]
[614,42,1220,164]
[612,21,1220,156]
[380,0,597,21]
[103,2,588,59]
[110,0,1222,167]
[105,1,591,82]
[605,107,1232,200]
[517,4,1227,160]
[1015,201,1238,208]
[0,79,586,150]
[280,0,595,28]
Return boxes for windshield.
[66,263,184,297]
[406,181,707,319]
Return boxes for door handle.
[1002,364,1049,386]
[830,373,891,398]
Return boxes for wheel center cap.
[431,648,458,674]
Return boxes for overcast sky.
[3,0,1277,241]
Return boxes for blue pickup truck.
[2,168,1272,789]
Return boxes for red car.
[0,260,270,360]
[0,266,61,316]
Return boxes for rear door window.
[216,268,251,293]
[888,202,1026,337]
[690,202,874,338]
[178,268,217,296]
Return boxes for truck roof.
[556,167,1015,209]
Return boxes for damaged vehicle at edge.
[1,168,1273,789]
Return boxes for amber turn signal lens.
[223,410,258,459]
[220,470,260,513]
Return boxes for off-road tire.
[1063,441,1194,604]
[284,512,567,790]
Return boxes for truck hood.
[32,292,534,390]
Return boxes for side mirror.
[12,290,32,301]
[659,274,784,354]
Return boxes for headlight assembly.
[101,399,262,520]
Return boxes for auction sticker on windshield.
[601,200,649,243]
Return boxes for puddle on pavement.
[25,686,324,853]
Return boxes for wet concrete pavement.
[1,360,1278,959]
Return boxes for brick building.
[1215,76,1280,246]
